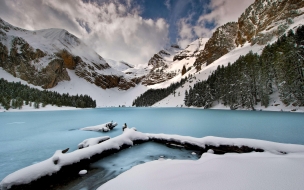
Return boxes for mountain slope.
[194,0,304,69]
[236,0,304,46]
[173,38,209,61]
[0,17,138,90]
[151,19,304,111]
[142,40,209,86]
[133,0,304,111]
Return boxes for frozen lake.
[1,108,304,187]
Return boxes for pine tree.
[34,101,39,109]
[184,90,189,106]
[182,65,186,76]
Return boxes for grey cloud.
[0,0,81,34]
[0,0,169,66]
[76,19,92,33]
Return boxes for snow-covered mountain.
[136,0,304,111]
[173,38,209,61]
[0,17,140,90]
[195,0,304,69]
[105,58,149,79]
[142,40,209,86]
[1,0,303,109]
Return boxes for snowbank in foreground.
[98,151,304,190]
[1,129,304,189]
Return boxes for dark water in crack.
[59,142,200,190]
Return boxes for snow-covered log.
[78,136,110,149]
[80,121,118,132]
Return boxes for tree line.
[132,78,188,107]
[0,79,96,110]
[185,26,304,110]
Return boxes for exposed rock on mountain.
[0,35,70,88]
[148,50,170,68]
[195,22,238,68]
[142,45,181,85]
[142,72,177,86]
[142,39,210,86]
[0,18,137,90]
[195,0,304,69]
[237,0,304,46]
[173,38,209,61]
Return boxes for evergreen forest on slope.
[0,79,96,110]
[133,26,304,109]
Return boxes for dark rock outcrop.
[0,38,70,89]
[148,53,167,68]
[195,22,239,67]
[173,55,188,62]
[75,60,137,90]
[142,72,176,85]
[142,47,180,85]
[58,49,77,70]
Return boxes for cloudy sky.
[0,0,254,67]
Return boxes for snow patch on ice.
[78,170,87,175]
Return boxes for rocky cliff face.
[141,39,213,86]
[237,0,304,46]
[148,50,170,68]
[0,18,137,90]
[75,58,138,90]
[0,34,70,88]
[142,45,181,85]
[195,22,238,68]
[194,0,304,69]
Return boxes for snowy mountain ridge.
[0,17,140,90]
[142,40,209,86]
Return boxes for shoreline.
[0,105,90,113]
[1,106,303,113]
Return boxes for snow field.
[98,151,304,190]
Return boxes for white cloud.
[177,18,195,48]
[0,0,169,67]
[177,0,254,48]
